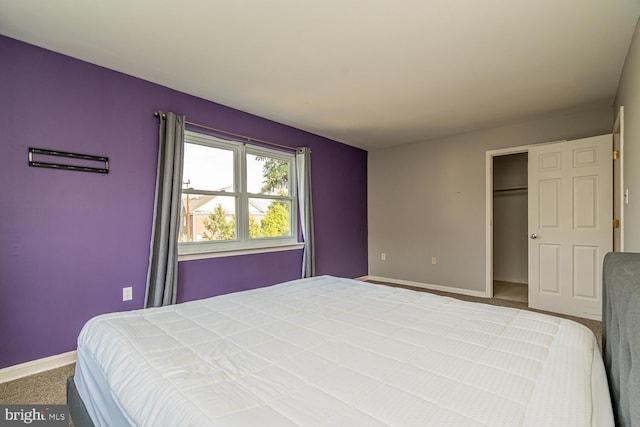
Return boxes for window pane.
[180,194,237,242]
[248,198,291,238]
[247,154,290,195]
[183,143,234,192]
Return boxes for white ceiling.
[1,1,639,150]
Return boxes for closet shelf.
[493,186,528,193]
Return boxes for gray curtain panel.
[145,112,185,308]
[296,147,315,278]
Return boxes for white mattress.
[75,276,613,426]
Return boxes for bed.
[68,275,614,426]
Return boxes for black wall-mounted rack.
[28,147,109,174]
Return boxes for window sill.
[178,242,305,261]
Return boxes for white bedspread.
[75,276,613,426]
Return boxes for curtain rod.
[154,112,297,152]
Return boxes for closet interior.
[492,152,528,302]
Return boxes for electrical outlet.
[122,286,133,301]
[431,257,437,265]
[381,253,386,261]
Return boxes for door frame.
[613,106,625,251]
[484,141,566,298]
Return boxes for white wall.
[368,103,612,292]
[615,19,640,251]
[493,153,528,284]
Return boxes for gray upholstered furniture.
[602,252,640,427]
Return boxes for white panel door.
[528,135,612,320]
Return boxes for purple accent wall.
[0,36,368,369]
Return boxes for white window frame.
[178,130,301,260]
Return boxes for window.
[179,130,298,256]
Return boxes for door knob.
[530,233,538,239]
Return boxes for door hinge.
[613,150,620,160]
[613,219,620,229]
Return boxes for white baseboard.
[353,275,370,281]
[367,276,488,298]
[0,350,77,384]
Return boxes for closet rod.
[154,112,297,152]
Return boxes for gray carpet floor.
[0,363,75,405]
[493,280,528,303]
[0,280,602,410]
